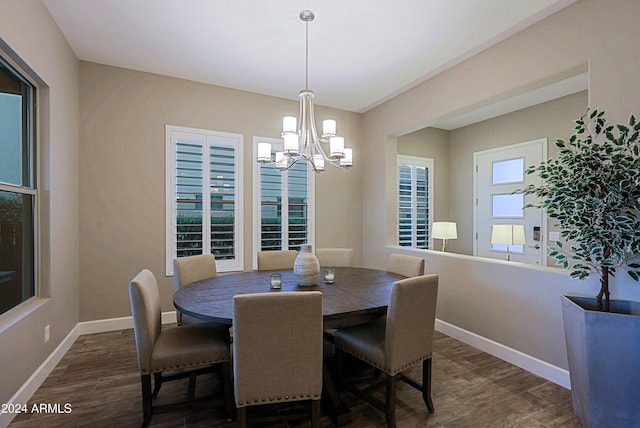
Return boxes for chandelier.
[256,10,353,173]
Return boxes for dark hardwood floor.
[9,328,580,427]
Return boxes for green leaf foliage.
[523,108,640,290]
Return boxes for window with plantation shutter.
[166,126,243,274]
[397,155,433,249]
[253,136,315,269]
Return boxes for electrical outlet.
[549,231,560,242]
[44,325,50,343]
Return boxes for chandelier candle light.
[256,10,353,173]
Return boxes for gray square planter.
[562,295,640,428]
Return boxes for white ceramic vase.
[293,244,320,286]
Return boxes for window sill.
[0,297,50,334]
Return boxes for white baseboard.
[0,310,178,428]
[435,319,571,389]
[75,311,177,335]
[1,323,81,428]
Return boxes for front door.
[473,139,546,265]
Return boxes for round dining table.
[173,266,405,329]
[173,266,405,426]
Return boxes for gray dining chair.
[257,249,298,271]
[316,248,354,267]
[334,274,439,428]
[387,253,425,277]
[128,269,232,428]
[233,291,323,428]
[173,254,217,326]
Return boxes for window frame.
[397,154,433,249]
[0,53,38,318]
[165,125,244,275]
[252,136,315,269]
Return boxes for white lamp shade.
[512,225,526,245]
[257,142,272,163]
[340,148,353,167]
[312,154,325,171]
[432,222,457,240]
[329,136,345,158]
[275,151,287,170]
[283,116,297,133]
[283,133,299,155]
[491,224,526,245]
[322,119,336,136]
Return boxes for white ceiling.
[43,0,577,114]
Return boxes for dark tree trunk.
[596,266,611,312]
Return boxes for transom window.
[166,125,243,274]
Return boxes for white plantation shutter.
[209,144,237,260]
[286,161,309,249]
[166,126,243,274]
[253,136,314,268]
[397,155,433,249]
[259,159,284,251]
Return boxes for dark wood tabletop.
[173,267,405,329]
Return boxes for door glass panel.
[492,158,523,184]
[491,243,524,253]
[492,193,524,217]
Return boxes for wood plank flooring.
[9,329,580,427]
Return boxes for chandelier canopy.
[257,10,353,173]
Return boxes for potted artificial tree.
[523,108,640,428]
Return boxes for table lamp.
[491,224,526,261]
[432,222,457,252]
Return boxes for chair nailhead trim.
[238,393,319,404]
[337,346,431,375]
[147,355,231,373]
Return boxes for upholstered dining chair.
[129,269,232,428]
[173,254,217,326]
[233,291,323,428]
[387,253,425,277]
[316,248,354,267]
[334,274,439,428]
[256,249,298,271]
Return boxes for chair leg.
[221,361,234,420]
[384,374,397,428]
[422,358,434,413]
[237,406,247,428]
[335,348,344,389]
[151,372,162,398]
[187,372,197,401]
[311,399,321,428]
[141,374,153,428]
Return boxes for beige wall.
[79,62,363,321]
[361,0,640,371]
[397,126,450,231]
[448,90,587,255]
[0,0,79,406]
